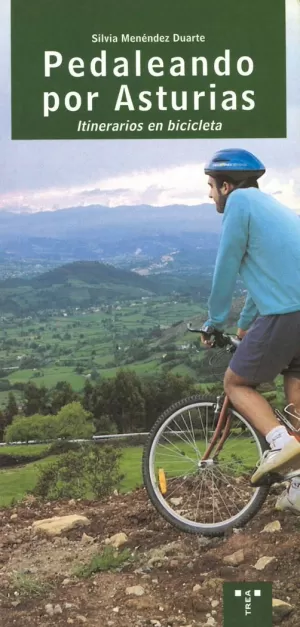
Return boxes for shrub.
[33,444,123,500]
[4,414,58,443]
[4,402,95,443]
[47,440,81,455]
[56,402,95,439]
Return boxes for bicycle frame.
[201,394,300,462]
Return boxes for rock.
[205,618,216,626]
[65,603,76,609]
[76,616,88,623]
[192,598,211,613]
[32,515,90,537]
[223,549,245,566]
[193,584,201,593]
[169,559,179,568]
[67,620,74,625]
[262,521,281,533]
[202,578,224,590]
[211,600,219,608]
[150,621,162,627]
[62,578,71,585]
[272,599,294,623]
[10,514,18,521]
[45,604,54,616]
[125,585,145,596]
[81,532,94,543]
[170,497,183,506]
[196,536,211,547]
[254,556,275,570]
[105,532,128,549]
[125,597,152,610]
[112,607,119,613]
[54,605,63,614]
[68,499,76,505]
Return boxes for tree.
[50,381,78,414]
[4,392,19,425]
[82,379,94,413]
[23,382,50,416]
[108,369,145,433]
[142,372,196,430]
[5,402,95,443]
[0,409,7,441]
[56,402,95,439]
[5,414,58,443]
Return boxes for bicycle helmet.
[204,148,265,182]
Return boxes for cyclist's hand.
[200,334,214,347]
[237,328,247,340]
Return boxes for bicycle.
[142,324,300,536]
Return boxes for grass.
[0,433,260,508]
[0,444,50,457]
[73,546,135,578]
[11,572,54,597]
[0,455,59,507]
[8,367,85,391]
[0,446,143,507]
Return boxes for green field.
[0,445,143,507]
[0,297,208,409]
[0,437,260,507]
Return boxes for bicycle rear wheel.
[143,395,270,536]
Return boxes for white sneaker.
[251,438,300,485]
[276,488,300,515]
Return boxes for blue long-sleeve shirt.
[205,187,300,331]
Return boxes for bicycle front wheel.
[143,395,270,536]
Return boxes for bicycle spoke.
[146,400,266,533]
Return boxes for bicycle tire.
[142,394,270,536]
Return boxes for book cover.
[0,1,299,625]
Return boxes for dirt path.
[0,487,299,626]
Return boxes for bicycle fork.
[201,394,231,461]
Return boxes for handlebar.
[187,323,241,350]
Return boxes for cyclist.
[202,147,300,514]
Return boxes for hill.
[0,261,162,314]
[0,261,211,314]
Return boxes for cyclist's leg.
[224,312,300,483]
[277,377,300,514]
[224,313,300,437]
[224,368,279,436]
[284,371,300,430]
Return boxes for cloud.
[1,163,299,213]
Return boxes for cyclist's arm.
[237,292,259,331]
[205,194,250,330]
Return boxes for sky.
[0,0,300,213]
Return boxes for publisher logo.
[223,583,272,626]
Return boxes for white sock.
[266,426,295,450]
[289,477,300,499]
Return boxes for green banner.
[11,0,286,139]
[223,582,273,627]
